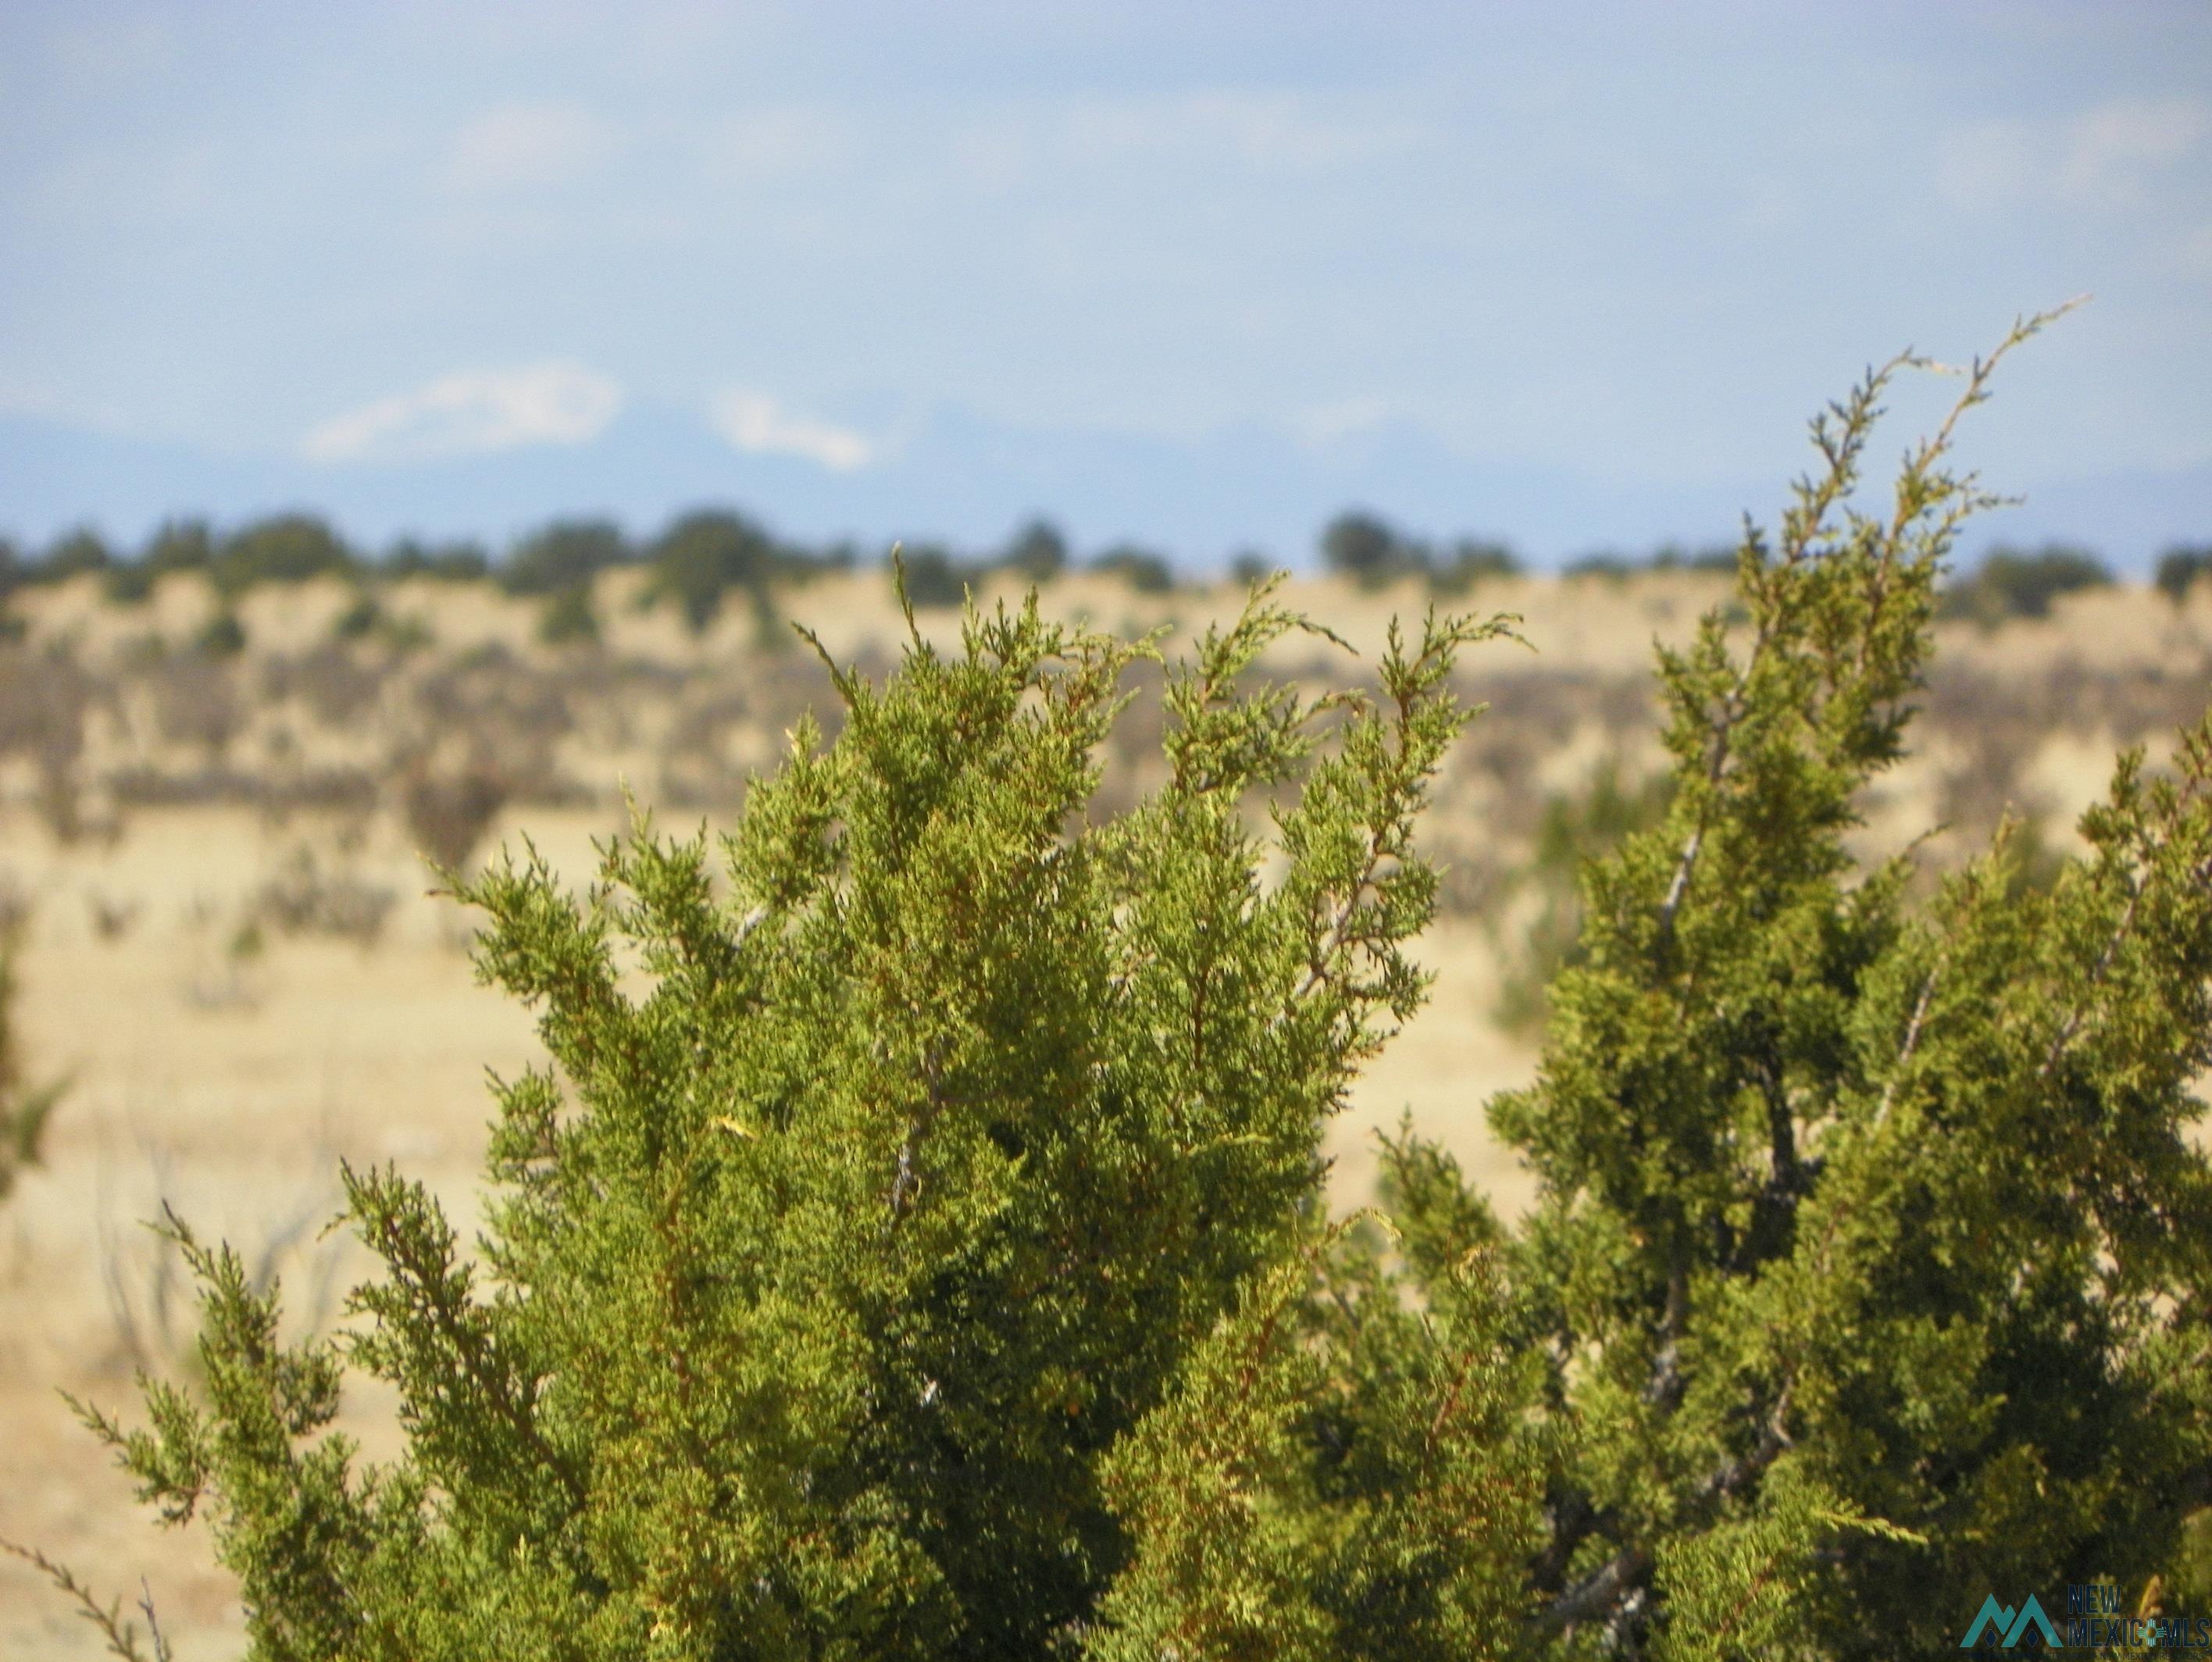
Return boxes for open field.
[3,565,2210,1655]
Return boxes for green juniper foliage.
[56,308,2212,1660]
[1490,761,1676,1040]
[1478,304,2212,1654]
[72,567,1526,1660]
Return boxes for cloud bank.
[708,391,872,471]
[303,363,623,464]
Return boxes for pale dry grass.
[2,569,2207,1654]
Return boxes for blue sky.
[2,1,2208,569]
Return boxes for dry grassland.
[2,566,2208,1656]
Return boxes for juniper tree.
[60,574,1534,1660]
[1427,305,2212,1654]
[1102,305,2212,1656]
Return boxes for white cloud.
[1939,99,2209,212]
[303,364,623,464]
[2060,97,2207,203]
[443,102,614,193]
[708,391,872,471]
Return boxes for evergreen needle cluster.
[41,309,2212,1657]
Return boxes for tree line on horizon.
[2,505,2207,637]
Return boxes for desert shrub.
[0,643,96,842]
[895,542,984,609]
[1000,518,1069,583]
[1321,508,1424,587]
[641,510,783,635]
[1562,551,1636,581]
[194,610,248,658]
[1321,512,1519,594]
[538,582,602,647]
[383,537,491,583]
[893,536,1086,608]
[1564,544,1733,583]
[1645,542,1738,572]
[1939,540,2112,623]
[1088,544,1175,594]
[1430,538,1522,594]
[214,514,358,594]
[0,906,64,1207]
[108,519,216,603]
[2156,544,2212,605]
[332,590,382,640]
[34,526,116,583]
[252,846,399,946]
[146,519,216,574]
[102,565,155,606]
[504,519,632,597]
[398,760,510,874]
[151,654,243,755]
[266,642,389,727]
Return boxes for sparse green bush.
[1001,519,1069,583]
[1322,508,1424,587]
[1088,544,1174,593]
[398,759,510,874]
[641,510,783,635]
[146,519,216,572]
[384,537,491,583]
[895,541,981,609]
[537,581,601,647]
[1563,544,1734,583]
[214,514,358,594]
[1939,540,2111,623]
[505,519,633,597]
[332,591,383,640]
[1228,550,1272,587]
[2156,544,2212,605]
[106,519,215,603]
[1321,512,1519,594]
[37,526,116,583]
[0,908,64,1207]
[1563,551,1637,581]
[1430,538,1522,595]
[192,609,248,659]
